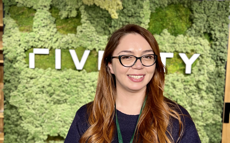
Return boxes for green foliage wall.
[3,0,229,143]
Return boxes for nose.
[132,58,143,69]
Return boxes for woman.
[65,24,201,143]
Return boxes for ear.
[108,62,114,74]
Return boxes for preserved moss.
[50,7,82,34]
[3,1,229,143]
[148,4,192,36]
[9,6,36,32]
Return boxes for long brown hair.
[80,24,184,143]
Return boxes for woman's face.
[108,33,156,93]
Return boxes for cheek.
[115,66,129,75]
[114,66,131,80]
[147,66,156,76]
[112,62,128,76]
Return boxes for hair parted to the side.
[80,24,184,143]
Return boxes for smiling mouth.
[128,75,144,79]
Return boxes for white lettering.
[28,49,200,74]
[179,53,200,74]
[55,49,61,69]
[160,53,174,72]
[69,50,90,70]
[98,51,104,70]
[29,48,49,68]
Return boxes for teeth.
[128,75,144,79]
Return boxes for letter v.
[69,50,90,70]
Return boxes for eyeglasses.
[111,54,157,67]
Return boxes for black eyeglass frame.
[111,54,157,67]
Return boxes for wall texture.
[2,0,230,143]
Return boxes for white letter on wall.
[55,49,61,69]
[29,48,49,68]
[69,50,90,70]
[98,51,104,70]
[160,53,174,72]
[179,53,200,74]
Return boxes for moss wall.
[3,0,229,143]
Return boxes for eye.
[143,55,154,59]
[121,55,134,60]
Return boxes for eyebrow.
[117,49,154,55]
[142,50,154,54]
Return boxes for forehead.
[113,33,153,55]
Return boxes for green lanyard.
[115,95,147,143]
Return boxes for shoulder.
[173,104,195,130]
[165,98,192,120]
[75,102,92,126]
[64,103,92,143]
[166,99,201,142]
[75,103,89,119]
[71,102,92,135]
[172,103,195,129]
[177,104,201,142]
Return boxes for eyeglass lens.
[120,55,156,66]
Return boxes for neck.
[115,87,146,115]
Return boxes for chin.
[127,86,146,92]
